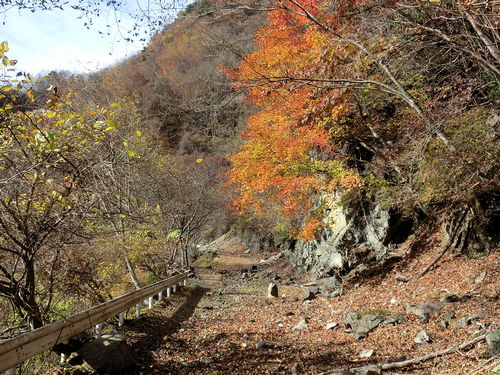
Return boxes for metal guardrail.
[0,271,189,374]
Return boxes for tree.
[0,43,151,328]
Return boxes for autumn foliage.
[226,0,363,239]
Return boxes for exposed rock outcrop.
[286,194,413,278]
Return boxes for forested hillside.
[0,0,498,372]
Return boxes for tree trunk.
[22,256,43,330]
[125,256,142,290]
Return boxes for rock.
[345,312,384,335]
[285,196,392,278]
[382,315,406,326]
[293,319,309,330]
[302,289,316,301]
[351,365,382,375]
[326,322,339,330]
[291,363,299,375]
[450,312,485,328]
[355,331,368,341]
[475,271,486,284]
[437,321,448,328]
[486,329,500,356]
[443,311,455,321]
[359,349,374,358]
[440,293,459,303]
[414,330,433,344]
[243,333,250,340]
[77,332,135,374]
[256,341,274,350]
[268,282,279,298]
[450,316,472,328]
[320,276,342,297]
[406,303,442,322]
[390,297,397,304]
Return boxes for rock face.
[285,194,412,277]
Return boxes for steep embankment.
[126,236,499,375]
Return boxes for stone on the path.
[293,319,309,330]
[291,363,299,375]
[302,289,316,301]
[450,316,472,328]
[390,297,397,304]
[256,341,274,350]
[406,303,442,323]
[437,321,448,328]
[382,315,406,326]
[450,312,485,328]
[414,330,433,344]
[326,322,339,330]
[486,329,500,356]
[475,271,487,284]
[345,312,383,336]
[359,349,374,358]
[355,331,368,341]
[440,293,459,303]
[444,311,455,321]
[268,282,279,298]
[350,365,382,375]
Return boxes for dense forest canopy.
[0,0,498,349]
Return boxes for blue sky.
[0,1,190,76]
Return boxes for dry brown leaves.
[125,244,499,375]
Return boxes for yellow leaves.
[0,41,9,54]
[196,158,204,163]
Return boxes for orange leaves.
[226,0,365,239]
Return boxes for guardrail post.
[94,323,103,338]
[158,291,163,301]
[135,303,141,318]
[148,296,154,309]
[172,285,177,293]
[60,339,69,364]
[183,279,187,286]
[167,287,171,297]
[118,312,124,327]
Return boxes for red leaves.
[226,0,363,239]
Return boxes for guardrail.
[0,271,189,374]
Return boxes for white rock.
[390,297,398,304]
[293,320,309,330]
[359,349,374,358]
[326,322,338,330]
[414,330,433,344]
[475,271,487,284]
